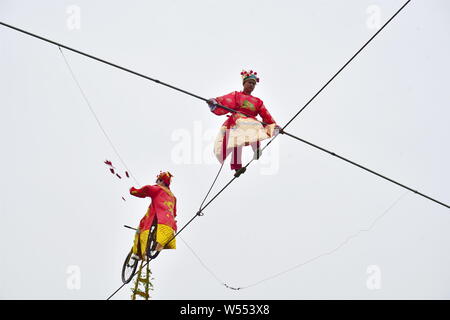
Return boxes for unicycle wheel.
[146,218,160,260]
[121,250,138,284]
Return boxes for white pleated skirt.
[214,118,275,162]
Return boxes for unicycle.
[121,250,139,284]
[146,217,160,260]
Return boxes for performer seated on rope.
[129,171,177,260]
[207,70,281,177]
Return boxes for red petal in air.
[116,174,122,179]
[125,171,130,178]
[110,168,115,174]
[122,197,126,201]
[104,160,113,166]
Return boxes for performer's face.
[156,179,168,187]
[243,80,256,94]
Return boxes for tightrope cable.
[282,0,412,131]
[281,131,449,209]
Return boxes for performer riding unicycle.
[129,171,177,261]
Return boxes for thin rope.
[179,237,225,286]
[162,189,409,291]
[58,44,148,300]
[198,162,225,216]
[227,190,410,290]
[57,48,220,299]
[58,46,140,186]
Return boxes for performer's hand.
[274,125,283,136]
[129,187,136,194]
[207,98,217,111]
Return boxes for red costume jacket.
[130,185,177,232]
[213,91,276,128]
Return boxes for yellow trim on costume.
[164,200,175,214]
[241,100,256,111]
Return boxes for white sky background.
[0,0,449,300]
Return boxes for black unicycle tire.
[146,218,160,260]
[121,250,138,284]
